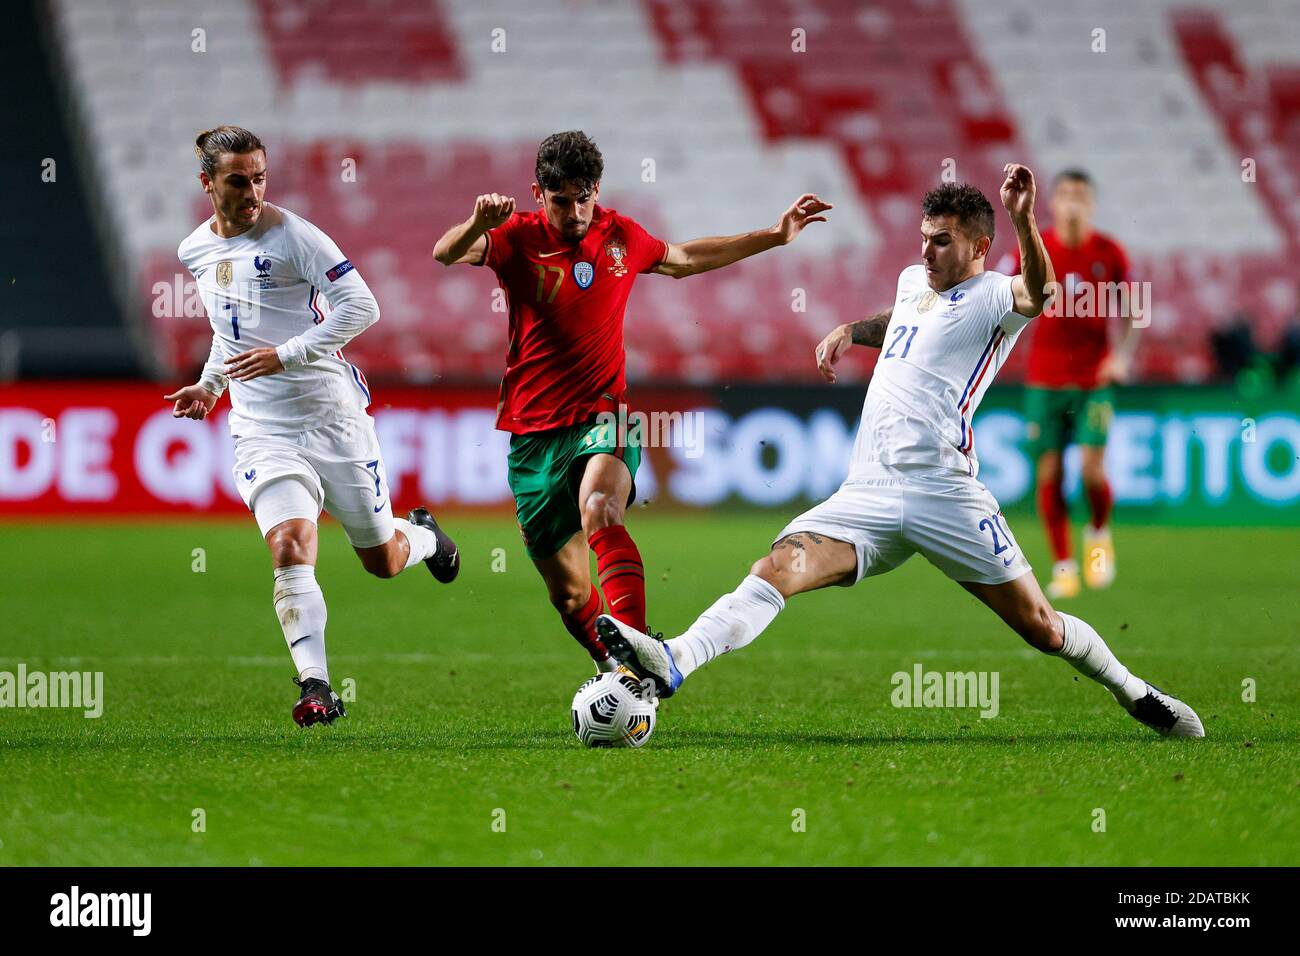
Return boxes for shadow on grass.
[660,729,1157,747]
[7,726,1294,755]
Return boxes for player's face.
[201,151,268,231]
[1050,178,1094,233]
[920,215,989,291]
[534,181,598,241]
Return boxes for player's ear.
[531,182,543,205]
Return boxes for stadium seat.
[48,0,1300,385]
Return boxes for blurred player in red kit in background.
[1003,169,1138,599]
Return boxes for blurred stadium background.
[4,0,1300,522]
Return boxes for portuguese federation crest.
[573,260,594,289]
[604,239,628,277]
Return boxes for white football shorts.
[775,465,1032,586]
[232,414,395,548]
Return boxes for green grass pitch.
[1,513,1296,866]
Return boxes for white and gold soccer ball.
[571,671,657,748]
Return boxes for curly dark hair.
[535,130,603,194]
[921,182,995,242]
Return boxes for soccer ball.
[571,671,657,748]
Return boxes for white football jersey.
[178,203,378,437]
[849,264,1033,479]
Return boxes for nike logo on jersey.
[374,501,386,513]
[244,470,257,482]
[1003,554,1016,567]
[536,249,567,258]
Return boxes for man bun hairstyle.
[535,130,603,194]
[921,181,996,242]
[195,126,266,177]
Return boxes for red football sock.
[588,524,647,633]
[560,584,608,662]
[1037,479,1072,563]
[1085,479,1113,530]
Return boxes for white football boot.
[595,615,684,698]
[1123,683,1205,738]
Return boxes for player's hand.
[775,193,832,244]
[225,347,284,382]
[163,384,219,420]
[473,193,516,231]
[814,324,854,383]
[1096,354,1128,386]
[1000,164,1036,221]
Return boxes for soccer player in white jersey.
[165,126,461,727]
[598,165,1203,739]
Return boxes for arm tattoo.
[849,309,891,348]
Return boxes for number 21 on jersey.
[978,513,1014,556]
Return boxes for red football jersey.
[479,205,668,434]
[1006,228,1130,388]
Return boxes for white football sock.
[666,574,785,678]
[595,657,619,674]
[394,517,437,570]
[1054,612,1146,707]
[273,565,329,683]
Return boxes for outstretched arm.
[653,194,831,279]
[814,308,892,383]
[1001,164,1054,318]
[433,193,515,266]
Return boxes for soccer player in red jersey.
[1004,169,1138,598]
[433,131,830,670]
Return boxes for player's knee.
[1081,460,1107,489]
[580,492,621,534]
[1036,454,1062,487]
[750,553,787,587]
[267,527,311,566]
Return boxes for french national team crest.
[917,290,939,313]
[215,260,233,289]
[253,253,276,290]
[604,239,628,277]
[573,260,594,289]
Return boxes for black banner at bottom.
[0,866,1274,941]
